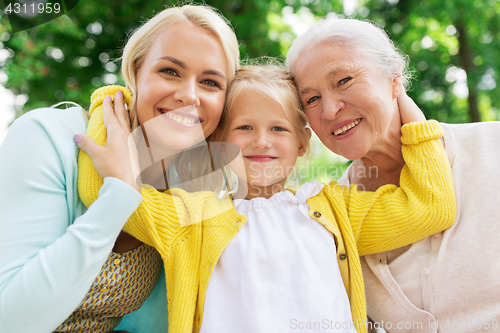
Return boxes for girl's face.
[135,21,229,152]
[225,90,306,199]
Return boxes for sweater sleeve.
[0,109,143,333]
[77,86,226,256]
[328,120,456,256]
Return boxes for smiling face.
[224,89,306,199]
[293,42,401,161]
[135,21,229,152]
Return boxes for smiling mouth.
[245,155,277,162]
[333,118,361,136]
[159,109,200,125]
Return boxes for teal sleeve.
[0,108,143,333]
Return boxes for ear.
[298,128,312,157]
[391,75,402,100]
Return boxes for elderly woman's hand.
[74,91,141,193]
[398,87,426,125]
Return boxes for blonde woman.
[0,4,239,333]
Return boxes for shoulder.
[440,121,500,138]
[440,121,500,146]
[5,106,87,162]
[12,106,87,134]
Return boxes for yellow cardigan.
[78,86,456,333]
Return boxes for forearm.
[348,120,456,255]
[0,110,142,332]
[0,177,142,333]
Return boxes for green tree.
[360,0,500,123]
[0,0,282,117]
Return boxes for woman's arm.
[76,90,188,252]
[0,108,142,333]
[334,120,456,256]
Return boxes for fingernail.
[74,134,83,143]
[118,90,123,98]
[105,96,112,103]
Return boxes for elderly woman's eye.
[339,77,352,85]
[306,96,319,104]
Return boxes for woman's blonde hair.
[121,4,240,129]
[217,61,311,154]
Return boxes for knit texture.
[77,88,456,333]
[78,85,133,208]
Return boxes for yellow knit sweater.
[78,86,457,333]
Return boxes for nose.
[174,78,200,107]
[322,95,345,120]
[252,131,272,150]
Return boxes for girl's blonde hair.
[121,4,240,129]
[217,62,311,154]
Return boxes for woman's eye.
[339,76,352,85]
[160,68,178,76]
[202,79,221,88]
[272,126,285,132]
[306,96,319,105]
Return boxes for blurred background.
[1,0,499,184]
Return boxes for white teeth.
[333,119,361,136]
[164,111,197,124]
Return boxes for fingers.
[398,86,426,125]
[74,134,100,158]
[102,95,117,129]
[113,91,132,131]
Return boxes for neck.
[350,118,405,191]
[235,179,287,200]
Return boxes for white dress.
[200,181,356,333]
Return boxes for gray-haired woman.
[287,17,500,333]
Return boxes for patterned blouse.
[54,244,162,332]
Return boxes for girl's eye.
[306,96,319,105]
[238,125,251,130]
[201,79,221,89]
[339,76,352,85]
[160,68,178,76]
[272,126,285,132]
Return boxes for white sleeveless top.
[200,181,355,333]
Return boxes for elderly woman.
[0,4,239,333]
[287,18,500,333]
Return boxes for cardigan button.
[313,211,321,218]
[339,253,347,261]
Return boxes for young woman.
[77,64,456,333]
[0,5,239,333]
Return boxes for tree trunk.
[456,21,481,122]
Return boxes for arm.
[0,109,142,333]
[76,89,188,252]
[330,120,456,256]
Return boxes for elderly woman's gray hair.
[286,17,413,88]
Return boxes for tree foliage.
[0,0,499,124]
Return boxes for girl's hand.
[74,91,140,193]
[398,86,426,125]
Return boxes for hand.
[74,91,141,193]
[398,86,426,125]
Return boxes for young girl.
[76,64,456,333]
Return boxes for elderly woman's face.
[293,42,399,160]
[135,21,229,151]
